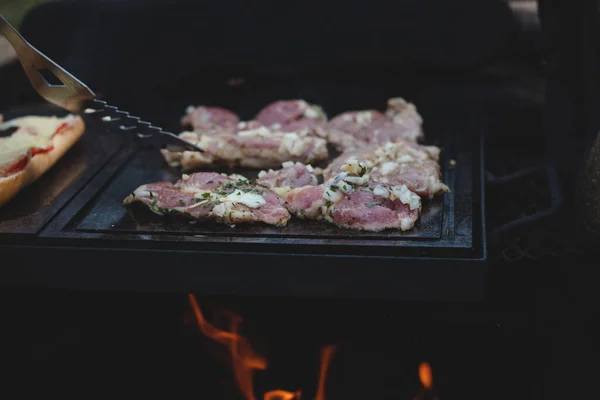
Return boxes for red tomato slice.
[4,155,29,175]
[53,122,69,136]
[31,146,54,156]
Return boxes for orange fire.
[188,294,438,400]
[263,389,302,400]
[187,294,267,400]
[413,362,439,400]
[315,345,337,400]
[419,362,433,389]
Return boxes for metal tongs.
[0,15,202,153]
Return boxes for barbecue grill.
[0,93,486,301]
[1,1,599,399]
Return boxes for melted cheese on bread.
[0,116,74,173]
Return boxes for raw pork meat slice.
[123,172,291,227]
[257,161,319,197]
[255,100,328,136]
[181,106,239,135]
[161,124,328,171]
[326,97,424,151]
[323,141,449,199]
[385,97,423,139]
[285,172,421,232]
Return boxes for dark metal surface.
[0,102,124,235]
[486,164,562,237]
[0,245,488,301]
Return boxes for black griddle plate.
[0,103,486,302]
[76,150,444,240]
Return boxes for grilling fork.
[0,14,202,153]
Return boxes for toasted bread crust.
[0,169,27,207]
[0,115,85,207]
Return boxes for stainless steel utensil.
[0,14,202,153]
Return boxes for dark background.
[1,0,599,398]
[2,0,597,188]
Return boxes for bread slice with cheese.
[0,114,85,207]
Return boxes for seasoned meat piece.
[255,100,328,136]
[327,110,387,151]
[285,172,421,232]
[161,125,328,171]
[257,161,319,197]
[181,106,239,135]
[236,120,264,131]
[326,97,424,151]
[123,172,291,227]
[385,97,423,141]
[323,141,449,199]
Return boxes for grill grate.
[484,127,584,263]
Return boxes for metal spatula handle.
[0,14,202,153]
[0,14,95,113]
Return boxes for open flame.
[263,389,302,400]
[315,345,337,400]
[413,362,439,400]
[419,362,433,389]
[188,294,438,400]
[187,294,267,400]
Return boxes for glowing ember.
[413,362,439,400]
[263,390,302,400]
[419,362,433,389]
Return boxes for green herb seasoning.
[179,200,186,206]
[364,201,378,208]
[359,163,367,176]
